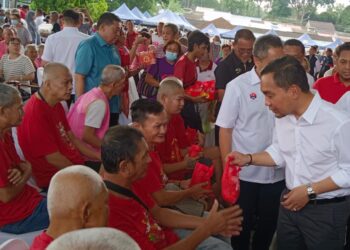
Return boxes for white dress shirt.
[266,93,350,199]
[216,68,285,184]
[336,92,350,114]
[42,27,89,94]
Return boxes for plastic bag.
[221,156,241,204]
[190,158,214,190]
[185,80,216,101]
[188,144,202,157]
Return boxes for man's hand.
[7,168,23,185]
[281,185,309,212]
[188,182,211,200]
[191,95,208,103]
[197,132,205,147]
[205,200,243,237]
[226,151,250,167]
[184,154,200,169]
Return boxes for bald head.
[157,76,184,101]
[47,165,107,220]
[100,65,126,86]
[47,228,141,250]
[42,63,71,83]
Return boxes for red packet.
[139,50,156,66]
[221,156,241,204]
[190,158,214,190]
[188,144,202,157]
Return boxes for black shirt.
[52,22,61,33]
[214,52,254,90]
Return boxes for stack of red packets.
[221,156,241,204]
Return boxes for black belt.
[308,196,346,205]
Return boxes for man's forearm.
[219,127,233,165]
[163,161,188,174]
[82,128,102,149]
[152,189,192,206]
[312,177,339,195]
[164,226,211,250]
[75,74,85,97]
[45,152,73,169]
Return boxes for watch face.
[309,193,317,199]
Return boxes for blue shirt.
[75,33,121,113]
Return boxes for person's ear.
[81,201,91,227]
[288,84,300,98]
[132,122,142,130]
[119,160,130,176]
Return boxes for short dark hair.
[335,42,350,57]
[188,30,210,52]
[164,23,179,36]
[284,39,305,55]
[261,55,309,93]
[97,12,121,30]
[131,99,164,124]
[234,29,255,43]
[101,126,144,174]
[62,9,80,25]
[253,35,283,59]
[222,44,231,50]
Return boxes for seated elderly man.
[31,165,108,250]
[102,126,243,250]
[47,228,140,250]
[67,65,126,172]
[17,63,100,190]
[0,84,49,234]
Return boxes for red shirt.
[108,187,179,250]
[0,132,43,227]
[17,95,84,189]
[174,54,197,89]
[313,73,350,104]
[133,151,168,195]
[126,31,138,50]
[155,115,191,180]
[30,231,54,250]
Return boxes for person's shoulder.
[227,69,252,89]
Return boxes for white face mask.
[213,41,221,46]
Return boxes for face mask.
[165,51,177,61]
[11,19,19,25]
[214,41,221,46]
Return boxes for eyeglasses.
[9,42,20,46]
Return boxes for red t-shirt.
[133,151,168,195]
[30,231,54,250]
[17,95,84,188]
[126,31,138,50]
[155,114,191,180]
[174,54,197,89]
[108,187,179,250]
[0,132,43,227]
[313,73,350,104]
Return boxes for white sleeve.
[331,120,350,188]
[41,36,53,62]
[85,100,107,129]
[265,125,286,167]
[215,80,241,129]
[335,92,350,114]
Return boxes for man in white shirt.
[35,9,45,28]
[228,55,350,250]
[336,91,350,113]
[42,9,89,105]
[216,35,285,250]
[283,39,315,89]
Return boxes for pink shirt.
[0,40,8,59]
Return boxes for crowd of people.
[0,4,350,250]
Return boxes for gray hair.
[47,165,106,218]
[47,228,141,250]
[253,35,283,59]
[0,83,21,108]
[100,65,126,86]
[24,44,37,54]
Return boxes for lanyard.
[104,180,149,211]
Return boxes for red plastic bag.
[188,144,203,157]
[221,156,241,204]
[190,159,214,190]
[185,80,216,101]
[139,50,156,66]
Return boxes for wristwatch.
[306,183,317,200]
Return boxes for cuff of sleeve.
[331,171,350,188]
[265,145,285,168]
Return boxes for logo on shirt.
[235,68,242,74]
[250,92,257,100]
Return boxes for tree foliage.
[30,0,108,20]
[269,0,292,18]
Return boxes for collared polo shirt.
[216,68,285,184]
[336,91,350,113]
[214,51,254,90]
[75,33,121,113]
[266,93,350,199]
[313,73,350,104]
[42,27,89,94]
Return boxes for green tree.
[190,0,219,9]
[269,0,292,18]
[288,0,334,22]
[167,0,183,12]
[31,0,108,21]
[338,5,350,31]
